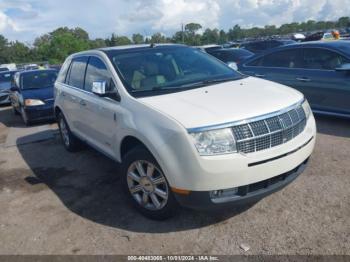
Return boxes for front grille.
[232,104,307,154]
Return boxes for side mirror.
[92,80,121,102]
[92,81,106,96]
[227,62,238,71]
[335,63,350,71]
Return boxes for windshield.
[106,46,243,96]
[21,71,57,90]
[0,72,15,83]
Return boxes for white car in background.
[54,44,316,219]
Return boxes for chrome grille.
[232,105,307,154]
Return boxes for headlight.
[24,99,45,106]
[190,128,237,156]
[302,99,311,119]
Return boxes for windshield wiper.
[178,77,239,88]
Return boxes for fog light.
[210,187,239,202]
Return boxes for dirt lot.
[0,105,349,255]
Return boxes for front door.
[294,48,350,114]
[79,56,121,158]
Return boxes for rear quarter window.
[56,59,71,83]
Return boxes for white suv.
[54,44,316,219]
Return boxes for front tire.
[121,146,179,220]
[57,112,82,152]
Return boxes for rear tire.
[121,146,179,220]
[57,112,82,152]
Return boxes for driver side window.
[84,56,114,92]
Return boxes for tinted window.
[56,59,71,83]
[107,47,242,96]
[260,49,301,68]
[301,48,350,70]
[0,72,16,83]
[21,71,58,90]
[84,57,113,92]
[67,56,88,89]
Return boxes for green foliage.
[0,16,349,65]
[33,27,91,64]
[132,33,144,44]
[106,34,132,46]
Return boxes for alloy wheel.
[59,118,70,147]
[127,160,169,210]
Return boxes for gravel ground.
[0,105,349,255]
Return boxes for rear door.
[294,48,350,114]
[65,56,88,135]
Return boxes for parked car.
[55,44,316,219]
[10,69,57,125]
[0,71,18,105]
[240,39,296,54]
[238,41,350,118]
[206,48,254,69]
[196,44,222,53]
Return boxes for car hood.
[139,77,304,129]
[22,86,54,101]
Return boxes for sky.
[0,0,350,43]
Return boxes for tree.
[185,23,202,35]
[201,28,219,44]
[90,38,107,48]
[34,27,91,64]
[106,34,131,46]
[0,35,9,63]
[132,33,144,44]
[150,33,166,43]
[7,41,32,63]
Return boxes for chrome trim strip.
[187,98,305,133]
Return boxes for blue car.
[238,41,350,118]
[10,69,58,125]
[0,70,18,105]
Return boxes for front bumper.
[24,104,55,121]
[160,115,316,191]
[174,157,309,210]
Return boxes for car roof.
[269,40,350,53]
[97,43,185,52]
[242,40,350,65]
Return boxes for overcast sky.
[0,0,349,43]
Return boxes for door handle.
[296,77,311,82]
[79,100,86,106]
[255,74,265,78]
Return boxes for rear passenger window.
[67,56,88,89]
[84,57,112,92]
